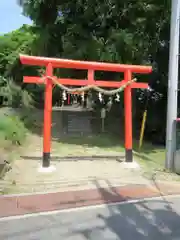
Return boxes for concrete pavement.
[0,195,180,240]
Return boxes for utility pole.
[165,0,180,170]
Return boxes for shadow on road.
[67,180,180,239]
[89,180,180,239]
[0,180,180,239]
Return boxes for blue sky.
[0,0,32,35]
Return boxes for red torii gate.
[20,54,152,168]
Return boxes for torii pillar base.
[121,161,140,169]
[38,165,56,173]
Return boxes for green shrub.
[0,114,27,146]
[0,76,33,108]
[18,108,36,129]
[21,90,34,108]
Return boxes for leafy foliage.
[0,25,38,79]
[1,0,173,142]
[0,113,27,146]
[0,76,33,108]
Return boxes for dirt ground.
[0,132,155,194]
[0,107,179,195]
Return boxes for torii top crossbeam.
[20,54,152,168]
[20,54,152,73]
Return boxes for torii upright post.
[43,63,53,167]
[124,70,133,161]
[20,54,152,168]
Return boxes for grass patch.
[0,108,29,180]
[52,133,125,157]
[55,134,179,181]
[57,134,124,149]
[1,107,179,184]
[0,113,27,146]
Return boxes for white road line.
[0,194,180,222]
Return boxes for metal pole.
[165,0,180,170]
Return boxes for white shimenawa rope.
[41,76,137,96]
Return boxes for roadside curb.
[0,182,180,218]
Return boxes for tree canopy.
[0,0,173,143]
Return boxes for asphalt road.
[0,195,180,240]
